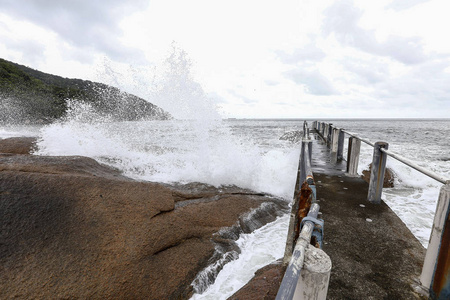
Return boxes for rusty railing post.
[346,137,361,176]
[367,141,389,204]
[420,182,450,299]
[337,129,345,161]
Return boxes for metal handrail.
[380,148,449,185]
[341,129,375,147]
[276,203,320,300]
[328,125,449,184]
[312,120,450,297]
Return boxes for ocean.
[1,117,449,299]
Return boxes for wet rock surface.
[0,137,288,299]
[228,259,286,300]
[0,137,38,154]
[361,163,396,188]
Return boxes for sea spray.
[35,116,299,200]
[191,214,289,300]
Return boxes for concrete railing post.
[327,125,333,147]
[367,142,389,204]
[331,128,339,153]
[337,129,345,161]
[292,245,331,300]
[346,137,361,176]
[420,183,450,299]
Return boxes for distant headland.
[0,58,171,124]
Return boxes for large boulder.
[0,143,288,299]
[361,163,395,188]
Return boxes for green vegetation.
[0,58,171,124]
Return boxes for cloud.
[0,0,147,63]
[276,44,326,64]
[386,0,431,11]
[343,58,389,84]
[322,0,428,65]
[283,69,337,96]
[371,58,450,108]
[1,35,46,65]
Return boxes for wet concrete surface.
[311,134,427,299]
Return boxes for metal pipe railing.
[312,121,450,298]
[341,129,375,147]
[380,148,449,185]
[279,127,330,299]
[319,124,449,184]
[276,203,320,300]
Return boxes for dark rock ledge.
[0,137,288,299]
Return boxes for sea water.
[1,118,449,299]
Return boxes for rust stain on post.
[432,211,450,299]
[294,182,312,242]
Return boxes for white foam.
[190,214,289,300]
[36,117,299,200]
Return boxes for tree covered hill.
[0,58,171,124]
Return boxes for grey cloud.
[0,0,148,63]
[276,44,326,64]
[283,69,337,96]
[343,59,389,84]
[322,0,428,65]
[1,34,46,65]
[373,59,450,105]
[386,0,430,11]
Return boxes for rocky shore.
[0,137,289,299]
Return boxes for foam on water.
[333,119,450,247]
[191,214,289,300]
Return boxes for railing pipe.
[341,130,375,147]
[277,203,330,300]
[380,148,449,185]
[284,137,313,265]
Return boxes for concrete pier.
[230,131,428,299]
[311,132,427,299]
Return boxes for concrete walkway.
[311,133,427,299]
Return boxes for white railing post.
[331,128,339,153]
[346,137,361,176]
[292,245,331,300]
[420,183,450,299]
[367,142,389,204]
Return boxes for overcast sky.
[1,0,449,118]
